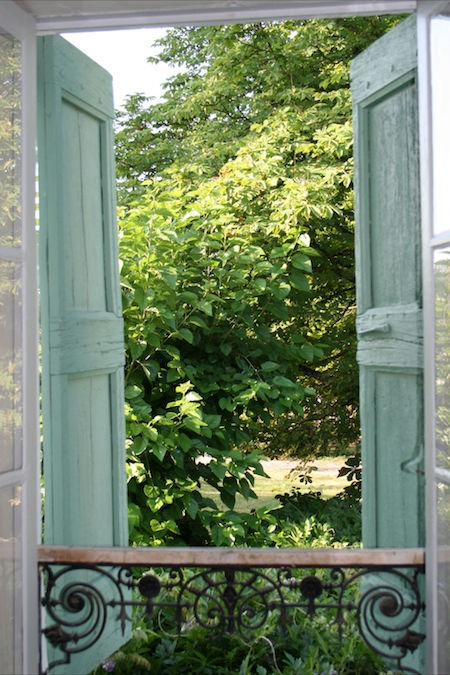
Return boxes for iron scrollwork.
[39,562,425,674]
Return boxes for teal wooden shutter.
[352,14,424,550]
[352,17,425,672]
[38,35,128,673]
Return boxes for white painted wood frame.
[0,2,38,675]
[17,1,417,32]
[417,2,450,673]
[8,0,449,672]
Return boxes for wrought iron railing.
[38,546,425,675]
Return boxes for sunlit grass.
[202,456,348,512]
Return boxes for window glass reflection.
[0,259,22,473]
[432,15,450,235]
[438,482,450,673]
[434,249,450,469]
[0,30,21,246]
[0,485,22,675]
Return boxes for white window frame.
[26,1,416,33]
[10,1,449,672]
[0,2,38,675]
[417,2,450,672]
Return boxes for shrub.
[120,178,315,545]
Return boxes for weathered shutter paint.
[352,13,424,549]
[352,16,425,672]
[38,35,128,673]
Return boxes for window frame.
[0,2,38,675]
[417,2,450,672]
[9,1,446,672]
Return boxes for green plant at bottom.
[91,555,389,675]
[92,601,386,675]
[90,488,370,674]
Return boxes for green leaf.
[185,390,203,402]
[219,397,234,411]
[166,368,181,383]
[178,433,192,452]
[133,288,148,312]
[272,281,291,299]
[270,245,290,259]
[289,269,310,292]
[189,314,209,328]
[172,448,185,467]
[128,503,142,531]
[183,417,206,432]
[125,384,143,399]
[291,252,312,272]
[160,267,178,289]
[152,443,167,462]
[146,332,161,349]
[261,361,279,372]
[253,278,267,292]
[141,359,159,380]
[200,496,218,509]
[184,494,199,519]
[129,339,146,359]
[154,207,175,219]
[300,343,315,361]
[203,413,221,429]
[129,436,147,456]
[143,426,158,442]
[210,462,227,481]
[179,290,199,304]
[198,300,213,316]
[220,489,236,510]
[177,328,194,343]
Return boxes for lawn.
[202,456,348,512]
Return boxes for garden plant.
[99,15,403,674]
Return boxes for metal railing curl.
[38,546,426,675]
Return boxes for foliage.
[117,17,401,544]
[90,499,379,675]
[117,17,401,463]
[337,453,362,501]
[116,19,399,196]
[273,453,362,546]
[93,610,385,674]
[120,175,315,544]
[274,490,361,546]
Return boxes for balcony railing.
[38,546,426,675]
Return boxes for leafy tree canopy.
[117,16,400,545]
[116,18,398,192]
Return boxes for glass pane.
[0,30,21,246]
[435,247,450,470]
[0,485,22,675]
[0,259,22,473]
[435,248,450,471]
[432,15,450,235]
[437,482,450,673]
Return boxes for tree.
[117,17,400,545]
[120,143,316,545]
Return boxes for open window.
[36,15,428,673]
[1,2,449,674]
